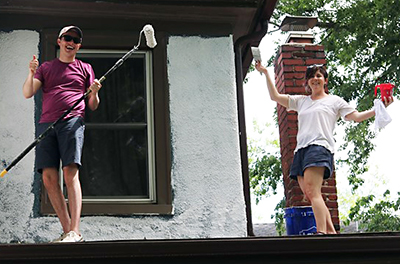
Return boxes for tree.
[247,119,285,230]
[248,120,282,204]
[344,190,400,232]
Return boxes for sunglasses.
[60,35,82,44]
[307,64,324,69]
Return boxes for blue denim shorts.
[290,145,334,180]
[36,117,85,174]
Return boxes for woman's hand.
[383,96,394,108]
[255,60,267,74]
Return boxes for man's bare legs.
[42,163,81,235]
[42,167,71,234]
[62,164,82,234]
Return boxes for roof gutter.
[233,12,270,237]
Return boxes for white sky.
[244,30,400,223]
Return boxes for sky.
[244,30,400,224]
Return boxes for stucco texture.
[0,30,37,242]
[0,31,246,243]
[168,35,247,237]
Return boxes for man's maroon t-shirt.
[34,58,95,123]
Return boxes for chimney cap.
[280,15,318,32]
[285,32,314,44]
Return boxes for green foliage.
[337,121,376,191]
[248,120,282,204]
[272,198,286,236]
[343,191,400,232]
[248,120,284,233]
[245,63,256,83]
[250,153,282,203]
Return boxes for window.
[77,49,156,203]
[40,30,171,215]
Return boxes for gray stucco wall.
[0,30,246,243]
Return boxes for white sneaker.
[51,233,67,243]
[58,231,84,243]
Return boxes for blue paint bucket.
[284,206,316,235]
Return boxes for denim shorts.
[290,145,334,180]
[36,117,85,174]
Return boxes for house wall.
[0,30,38,242]
[0,30,247,243]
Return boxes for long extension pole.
[0,46,139,178]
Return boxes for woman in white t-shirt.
[255,62,393,234]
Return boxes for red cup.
[375,83,395,102]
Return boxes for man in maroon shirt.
[22,25,101,242]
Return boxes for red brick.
[283,87,302,94]
[321,186,337,193]
[325,178,336,185]
[295,80,306,87]
[330,209,339,218]
[327,194,338,200]
[280,52,293,59]
[326,201,338,208]
[281,45,305,52]
[283,66,295,73]
[277,83,285,93]
[288,124,298,131]
[291,201,310,207]
[289,142,297,150]
[305,58,326,65]
[331,216,340,225]
[288,188,302,197]
[304,45,324,51]
[282,80,295,87]
[287,114,298,121]
[283,72,305,79]
[277,52,293,65]
[287,179,298,189]
[292,52,316,58]
[290,195,306,202]
[276,66,285,78]
[282,59,305,66]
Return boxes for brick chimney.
[275,33,340,231]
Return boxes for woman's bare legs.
[297,167,336,234]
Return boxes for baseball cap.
[58,25,83,39]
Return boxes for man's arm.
[87,79,102,111]
[22,55,42,98]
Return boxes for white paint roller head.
[143,24,157,48]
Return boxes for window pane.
[80,128,148,198]
[82,53,146,123]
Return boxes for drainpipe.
[234,21,269,237]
